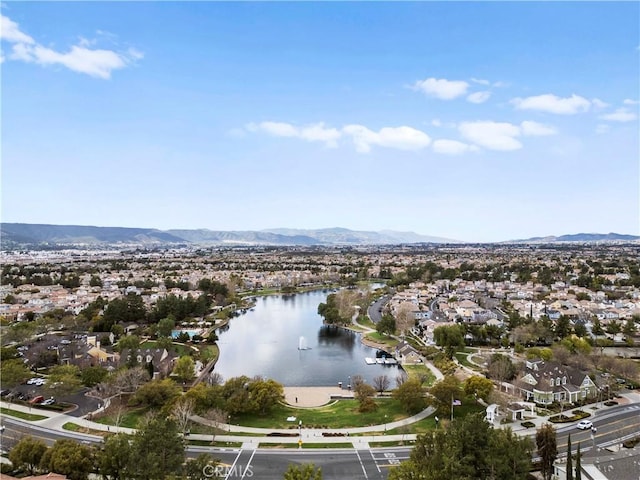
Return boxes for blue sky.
[1,1,638,242]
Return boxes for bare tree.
[172,397,195,434]
[204,407,229,442]
[351,375,365,390]
[373,375,390,393]
[208,371,224,386]
[395,302,416,336]
[396,371,408,388]
[112,400,127,428]
[112,366,150,394]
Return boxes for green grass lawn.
[402,365,436,386]
[364,332,400,347]
[232,398,410,429]
[454,352,482,370]
[357,315,376,329]
[0,407,47,421]
[94,406,150,428]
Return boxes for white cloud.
[0,14,34,44]
[467,91,491,104]
[599,108,637,122]
[431,119,442,127]
[246,121,341,147]
[591,98,609,109]
[1,13,141,79]
[470,77,490,86]
[520,120,557,136]
[343,124,431,153]
[623,98,640,105]
[412,77,469,100]
[459,121,523,151]
[595,124,611,134]
[432,139,478,155]
[511,93,591,114]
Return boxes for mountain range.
[0,223,638,247]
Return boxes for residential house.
[119,348,178,378]
[394,341,422,365]
[515,359,598,405]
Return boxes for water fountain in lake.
[298,336,310,350]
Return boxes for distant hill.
[2,224,637,248]
[1,223,185,246]
[1,223,455,247]
[262,227,460,244]
[507,232,640,243]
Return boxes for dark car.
[0,389,11,397]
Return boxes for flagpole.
[451,393,454,421]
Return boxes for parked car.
[576,420,593,430]
[26,377,39,385]
[41,397,55,406]
[0,389,11,397]
[29,395,44,405]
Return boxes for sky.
[1,1,639,242]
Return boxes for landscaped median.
[548,409,591,424]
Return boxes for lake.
[213,288,401,386]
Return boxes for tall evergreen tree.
[567,434,573,480]
[536,424,558,480]
[575,442,582,480]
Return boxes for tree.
[354,382,377,413]
[117,334,141,353]
[1,358,31,388]
[9,436,48,475]
[393,378,426,414]
[592,318,605,335]
[157,316,176,338]
[130,415,185,480]
[98,433,133,480]
[373,374,390,393]
[183,453,222,480]
[40,439,94,480]
[389,413,532,480]
[47,364,83,397]
[173,397,195,434]
[283,463,322,480]
[536,423,558,480]
[131,378,181,408]
[222,376,256,415]
[376,314,396,336]
[433,324,465,358]
[555,315,572,339]
[173,355,196,383]
[204,407,229,442]
[248,378,284,415]
[487,354,516,386]
[567,434,573,480]
[429,375,463,416]
[395,302,416,336]
[81,365,108,387]
[463,375,494,402]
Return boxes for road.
[367,296,389,325]
[2,404,639,479]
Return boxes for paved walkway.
[3,392,640,447]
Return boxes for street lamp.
[384,415,387,433]
[228,415,231,432]
[298,420,303,449]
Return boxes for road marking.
[240,449,256,479]
[225,449,244,480]
[369,449,381,473]
[354,448,369,479]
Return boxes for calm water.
[213,288,401,386]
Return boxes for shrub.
[521,421,536,428]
